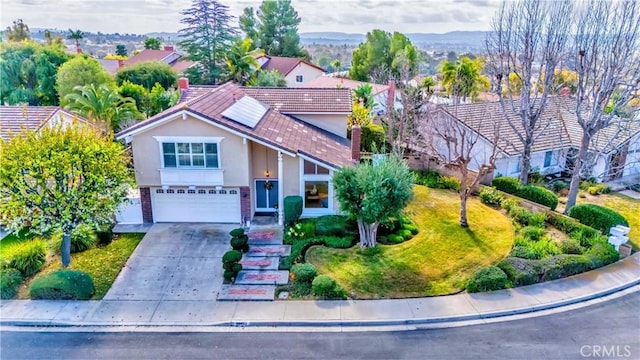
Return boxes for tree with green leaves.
[440,56,489,104]
[56,55,114,106]
[178,0,238,84]
[115,44,127,57]
[119,80,149,116]
[144,37,162,50]
[115,61,177,91]
[333,153,414,247]
[248,69,286,87]
[350,30,418,83]
[353,84,375,110]
[64,83,143,131]
[5,19,31,42]
[0,124,131,267]
[67,29,84,53]
[239,0,307,58]
[225,38,263,85]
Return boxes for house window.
[303,160,330,175]
[187,189,196,194]
[510,157,521,174]
[304,181,329,208]
[544,151,552,167]
[301,159,332,212]
[177,189,185,194]
[296,75,303,83]
[208,189,216,194]
[198,189,206,194]
[162,142,219,168]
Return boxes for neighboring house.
[0,106,91,142]
[115,81,355,225]
[430,97,640,182]
[257,55,325,87]
[101,46,196,75]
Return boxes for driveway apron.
[104,223,235,301]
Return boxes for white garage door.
[151,187,241,223]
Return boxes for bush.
[0,268,23,299]
[568,204,628,234]
[3,239,46,277]
[441,176,461,191]
[291,263,318,283]
[466,266,508,293]
[500,198,521,213]
[399,229,413,240]
[559,237,584,254]
[402,224,419,235]
[497,258,539,286]
[284,196,303,225]
[492,176,522,194]
[316,215,351,236]
[229,228,245,237]
[510,236,560,260]
[323,236,355,248]
[312,275,345,299]
[510,245,536,259]
[361,123,387,152]
[545,211,601,241]
[387,234,405,244]
[96,224,114,245]
[585,240,619,268]
[520,226,545,241]
[222,250,243,264]
[70,224,98,253]
[479,187,504,206]
[509,206,546,228]
[540,255,593,281]
[579,179,598,190]
[230,235,249,252]
[516,186,558,210]
[414,169,460,191]
[29,270,95,300]
[587,183,611,196]
[222,250,243,281]
[551,180,569,193]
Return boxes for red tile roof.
[117,82,353,168]
[302,76,389,96]
[124,49,174,66]
[0,106,91,142]
[258,55,325,76]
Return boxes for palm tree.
[225,38,264,85]
[440,56,486,104]
[64,84,143,131]
[67,29,84,54]
[421,76,436,95]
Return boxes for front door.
[255,180,278,211]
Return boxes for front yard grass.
[306,186,514,299]
[578,193,639,249]
[17,233,144,300]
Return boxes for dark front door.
[255,180,278,211]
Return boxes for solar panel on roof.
[221,96,268,128]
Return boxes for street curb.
[2,278,638,330]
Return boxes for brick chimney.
[164,45,174,52]
[117,59,125,68]
[386,79,396,114]
[351,125,361,163]
[178,77,189,90]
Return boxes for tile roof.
[301,76,389,96]
[124,49,174,66]
[98,59,121,74]
[441,97,640,156]
[242,87,352,113]
[117,82,353,168]
[0,106,90,142]
[258,55,325,76]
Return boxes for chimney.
[117,59,125,68]
[178,77,189,91]
[351,125,361,163]
[164,45,174,52]
[559,87,572,96]
[386,79,396,114]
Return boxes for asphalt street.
[1,292,639,360]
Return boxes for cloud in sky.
[1,0,498,35]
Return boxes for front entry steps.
[239,256,279,270]
[246,245,291,257]
[218,285,275,301]
[235,270,289,285]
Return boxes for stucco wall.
[285,63,324,87]
[130,115,249,187]
[293,113,348,138]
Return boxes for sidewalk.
[1,253,638,329]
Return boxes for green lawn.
[0,229,33,255]
[578,193,640,249]
[17,233,144,299]
[306,186,515,299]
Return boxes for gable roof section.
[258,55,325,76]
[242,87,351,113]
[0,106,91,142]
[442,97,640,156]
[301,76,389,96]
[124,49,174,66]
[116,82,353,168]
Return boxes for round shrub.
[291,263,318,283]
[510,245,536,259]
[492,176,522,194]
[223,270,236,281]
[441,176,461,191]
[3,239,46,277]
[1,268,23,299]
[70,224,98,253]
[29,270,94,300]
[399,229,413,240]
[559,237,584,255]
[497,258,539,286]
[585,240,619,268]
[229,228,245,237]
[568,204,629,234]
[312,275,345,299]
[387,234,405,244]
[230,236,249,251]
[519,226,545,241]
[231,263,243,273]
[540,255,592,281]
[402,224,419,235]
[222,250,242,264]
[284,196,303,225]
[516,185,559,210]
[323,236,355,248]
[315,215,351,236]
[466,266,508,293]
[96,224,114,245]
[479,187,504,206]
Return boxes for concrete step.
[239,256,280,270]
[246,245,291,257]
[235,270,290,285]
[247,237,283,246]
[218,285,275,301]
[247,228,283,245]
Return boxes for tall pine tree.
[239,0,308,58]
[178,0,237,84]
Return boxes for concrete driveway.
[104,223,235,301]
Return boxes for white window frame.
[295,75,303,83]
[299,157,334,216]
[154,136,223,169]
[510,156,521,174]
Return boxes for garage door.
[151,187,241,223]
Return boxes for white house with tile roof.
[0,106,91,142]
[115,81,355,225]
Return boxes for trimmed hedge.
[29,270,95,300]
[0,268,23,299]
[568,204,629,234]
[312,275,346,299]
[545,211,601,245]
[492,177,522,194]
[2,239,46,277]
[284,196,303,225]
[466,266,508,293]
[492,177,558,210]
[414,169,461,191]
[291,263,317,283]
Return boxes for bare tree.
[565,0,640,212]
[418,106,502,227]
[486,0,573,184]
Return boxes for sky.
[0,0,499,35]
